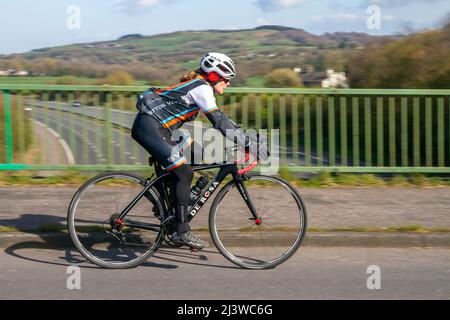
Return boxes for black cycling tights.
[131,112,193,234]
[171,164,193,233]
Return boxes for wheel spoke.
[68,173,163,269]
[211,175,307,269]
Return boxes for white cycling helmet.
[200,52,236,80]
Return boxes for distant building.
[300,69,349,88]
[14,70,29,76]
[321,69,349,88]
[301,71,327,87]
[0,70,30,76]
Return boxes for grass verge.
[0,170,449,187]
[289,171,450,188]
[307,225,450,234]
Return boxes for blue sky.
[1,0,449,54]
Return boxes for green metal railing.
[1,84,449,173]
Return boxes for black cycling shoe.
[171,231,209,249]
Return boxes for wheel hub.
[109,213,125,229]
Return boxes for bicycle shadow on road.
[1,214,239,270]
[151,247,241,270]
[0,213,177,270]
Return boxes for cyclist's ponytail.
[179,69,200,82]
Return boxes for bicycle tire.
[67,172,164,269]
[209,174,307,269]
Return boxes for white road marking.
[33,120,75,165]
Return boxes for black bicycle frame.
[115,161,260,228]
[186,163,259,222]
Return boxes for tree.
[55,76,86,85]
[96,70,135,85]
[8,59,25,71]
[264,68,303,88]
[346,25,450,89]
[36,58,60,75]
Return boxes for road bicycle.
[67,148,307,269]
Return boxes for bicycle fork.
[234,176,262,225]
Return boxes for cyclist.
[131,52,265,249]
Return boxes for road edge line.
[33,120,75,165]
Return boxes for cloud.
[311,13,408,25]
[307,12,397,33]
[382,15,396,22]
[255,0,312,12]
[311,13,365,23]
[115,0,179,13]
[256,17,272,25]
[359,0,447,8]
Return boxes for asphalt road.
[0,246,448,300]
[1,187,449,231]
[31,107,148,165]
[29,104,222,166]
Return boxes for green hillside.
[0,26,390,86]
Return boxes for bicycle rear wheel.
[209,174,307,269]
[67,172,163,269]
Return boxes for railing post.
[255,94,262,129]
[81,92,89,164]
[389,97,396,167]
[3,90,13,164]
[352,97,360,167]
[229,95,237,122]
[437,98,444,167]
[105,92,113,165]
[304,95,311,166]
[425,97,432,167]
[340,96,348,166]
[364,97,372,166]
[291,95,299,164]
[94,93,102,164]
[316,96,323,166]
[68,92,77,161]
[17,93,25,163]
[413,97,420,166]
[376,97,384,167]
[280,95,287,165]
[401,97,408,167]
[268,95,274,133]
[119,93,127,165]
[328,96,335,166]
[242,95,248,129]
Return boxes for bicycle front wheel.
[67,172,163,269]
[209,174,307,269]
